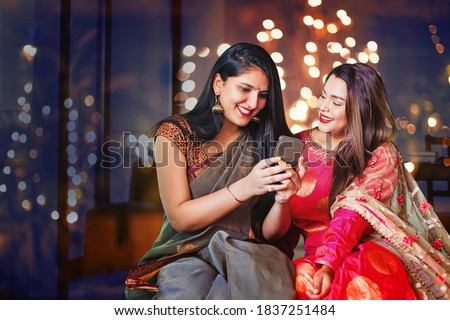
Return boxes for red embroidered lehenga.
[291,130,450,300]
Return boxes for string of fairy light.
[1,43,102,223]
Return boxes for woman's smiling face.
[317,74,348,142]
[213,68,269,128]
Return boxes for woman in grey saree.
[125,43,303,299]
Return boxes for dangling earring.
[250,116,260,123]
[211,95,224,114]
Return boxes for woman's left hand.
[306,265,334,300]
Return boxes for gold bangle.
[226,185,244,203]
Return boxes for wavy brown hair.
[328,63,397,210]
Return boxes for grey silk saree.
[125,135,296,299]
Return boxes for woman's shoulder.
[367,141,400,168]
[156,116,192,140]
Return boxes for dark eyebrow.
[323,89,345,102]
[238,82,269,92]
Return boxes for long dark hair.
[167,42,289,157]
[151,42,291,241]
[328,63,397,210]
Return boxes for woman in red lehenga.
[263,63,450,300]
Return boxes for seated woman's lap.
[294,241,416,300]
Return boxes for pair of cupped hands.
[246,156,307,204]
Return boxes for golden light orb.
[263,19,275,30]
[306,42,318,52]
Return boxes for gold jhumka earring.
[211,95,224,114]
[250,116,260,123]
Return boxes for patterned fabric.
[291,129,450,300]
[156,117,210,181]
[125,117,296,299]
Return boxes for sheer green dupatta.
[125,134,258,296]
[331,143,450,299]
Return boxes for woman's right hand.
[244,157,300,197]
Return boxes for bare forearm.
[164,178,254,233]
[262,201,292,240]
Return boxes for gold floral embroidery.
[296,170,317,197]
[367,248,398,275]
[295,262,316,294]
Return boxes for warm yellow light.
[289,106,307,121]
[300,87,313,99]
[257,31,270,42]
[271,52,284,63]
[313,19,324,29]
[347,58,357,64]
[357,52,369,63]
[345,37,356,47]
[271,29,283,39]
[22,199,32,211]
[327,23,338,34]
[369,53,380,64]
[409,103,420,114]
[23,45,37,61]
[331,42,342,53]
[333,61,343,68]
[217,43,230,56]
[306,42,317,52]
[337,9,347,19]
[367,41,378,51]
[308,0,322,7]
[296,100,309,113]
[176,69,189,81]
[308,96,318,108]
[197,47,210,57]
[407,124,416,134]
[428,117,437,127]
[309,67,320,78]
[290,124,303,134]
[404,162,415,173]
[304,55,316,66]
[280,78,286,90]
[303,15,314,26]
[340,48,351,59]
[277,66,285,77]
[341,16,352,26]
[84,95,95,107]
[263,19,275,30]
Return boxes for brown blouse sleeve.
[155,118,193,159]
